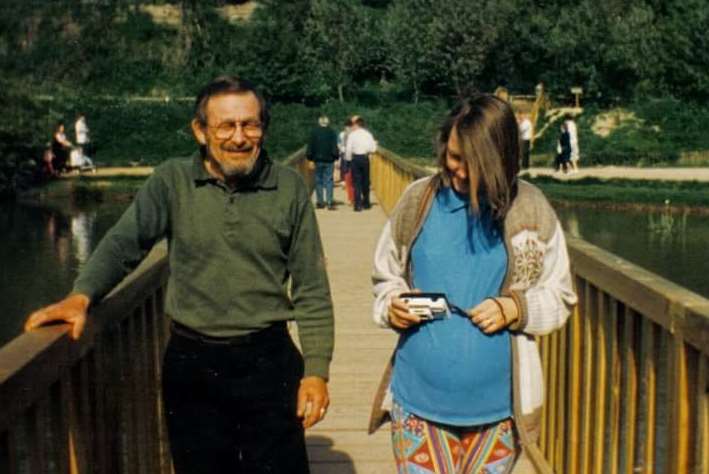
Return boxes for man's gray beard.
[216,153,258,178]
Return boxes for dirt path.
[58,166,154,178]
[62,165,709,182]
[522,166,709,182]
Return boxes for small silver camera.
[400,292,449,320]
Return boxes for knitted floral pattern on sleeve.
[509,231,545,290]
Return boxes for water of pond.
[554,204,709,298]
[1,198,708,348]
[0,198,129,348]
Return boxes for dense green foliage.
[3,0,708,103]
[2,0,709,194]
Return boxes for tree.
[428,0,511,96]
[384,0,438,102]
[301,0,365,103]
[480,0,553,93]
[240,0,312,101]
[655,0,709,100]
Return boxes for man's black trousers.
[162,322,309,473]
[351,154,371,210]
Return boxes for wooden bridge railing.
[284,145,315,192]
[545,238,709,474]
[370,148,709,474]
[0,247,171,474]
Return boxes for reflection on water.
[70,211,96,264]
[0,201,127,347]
[555,204,709,298]
[44,211,97,267]
[1,200,708,348]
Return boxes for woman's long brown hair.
[437,94,520,221]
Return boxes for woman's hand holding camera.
[387,293,423,329]
[469,297,519,334]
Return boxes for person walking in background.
[564,114,580,173]
[306,115,339,210]
[338,118,354,205]
[518,112,532,169]
[345,116,377,212]
[75,113,91,158]
[25,76,334,474]
[554,122,572,174]
[74,112,96,171]
[369,94,576,473]
[51,122,73,174]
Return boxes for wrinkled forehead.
[205,92,261,122]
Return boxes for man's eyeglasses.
[207,120,263,139]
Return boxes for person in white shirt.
[564,114,580,173]
[75,114,89,150]
[74,113,95,171]
[518,113,533,169]
[345,116,377,211]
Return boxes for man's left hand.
[297,376,329,429]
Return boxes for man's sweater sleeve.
[72,172,170,303]
[287,181,335,380]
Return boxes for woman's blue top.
[391,186,512,426]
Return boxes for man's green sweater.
[73,152,334,379]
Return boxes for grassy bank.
[526,176,709,210]
[19,176,147,209]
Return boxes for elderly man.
[25,76,334,474]
[306,115,339,210]
[345,116,377,211]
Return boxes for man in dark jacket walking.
[306,115,339,209]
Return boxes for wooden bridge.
[1,149,707,473]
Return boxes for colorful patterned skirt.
[390,401,518,474]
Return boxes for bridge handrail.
[283,145,315,193]
[0,246,172,472]
[369,151,709,474]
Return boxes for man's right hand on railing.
[24,293,91,340]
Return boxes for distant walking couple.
[307,114,377,211]
[555,114,580,174]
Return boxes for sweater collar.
[437,185,469,213]
[192,150,278,190]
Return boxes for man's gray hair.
[194,76,270,131]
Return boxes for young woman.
[370,95,577,473]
